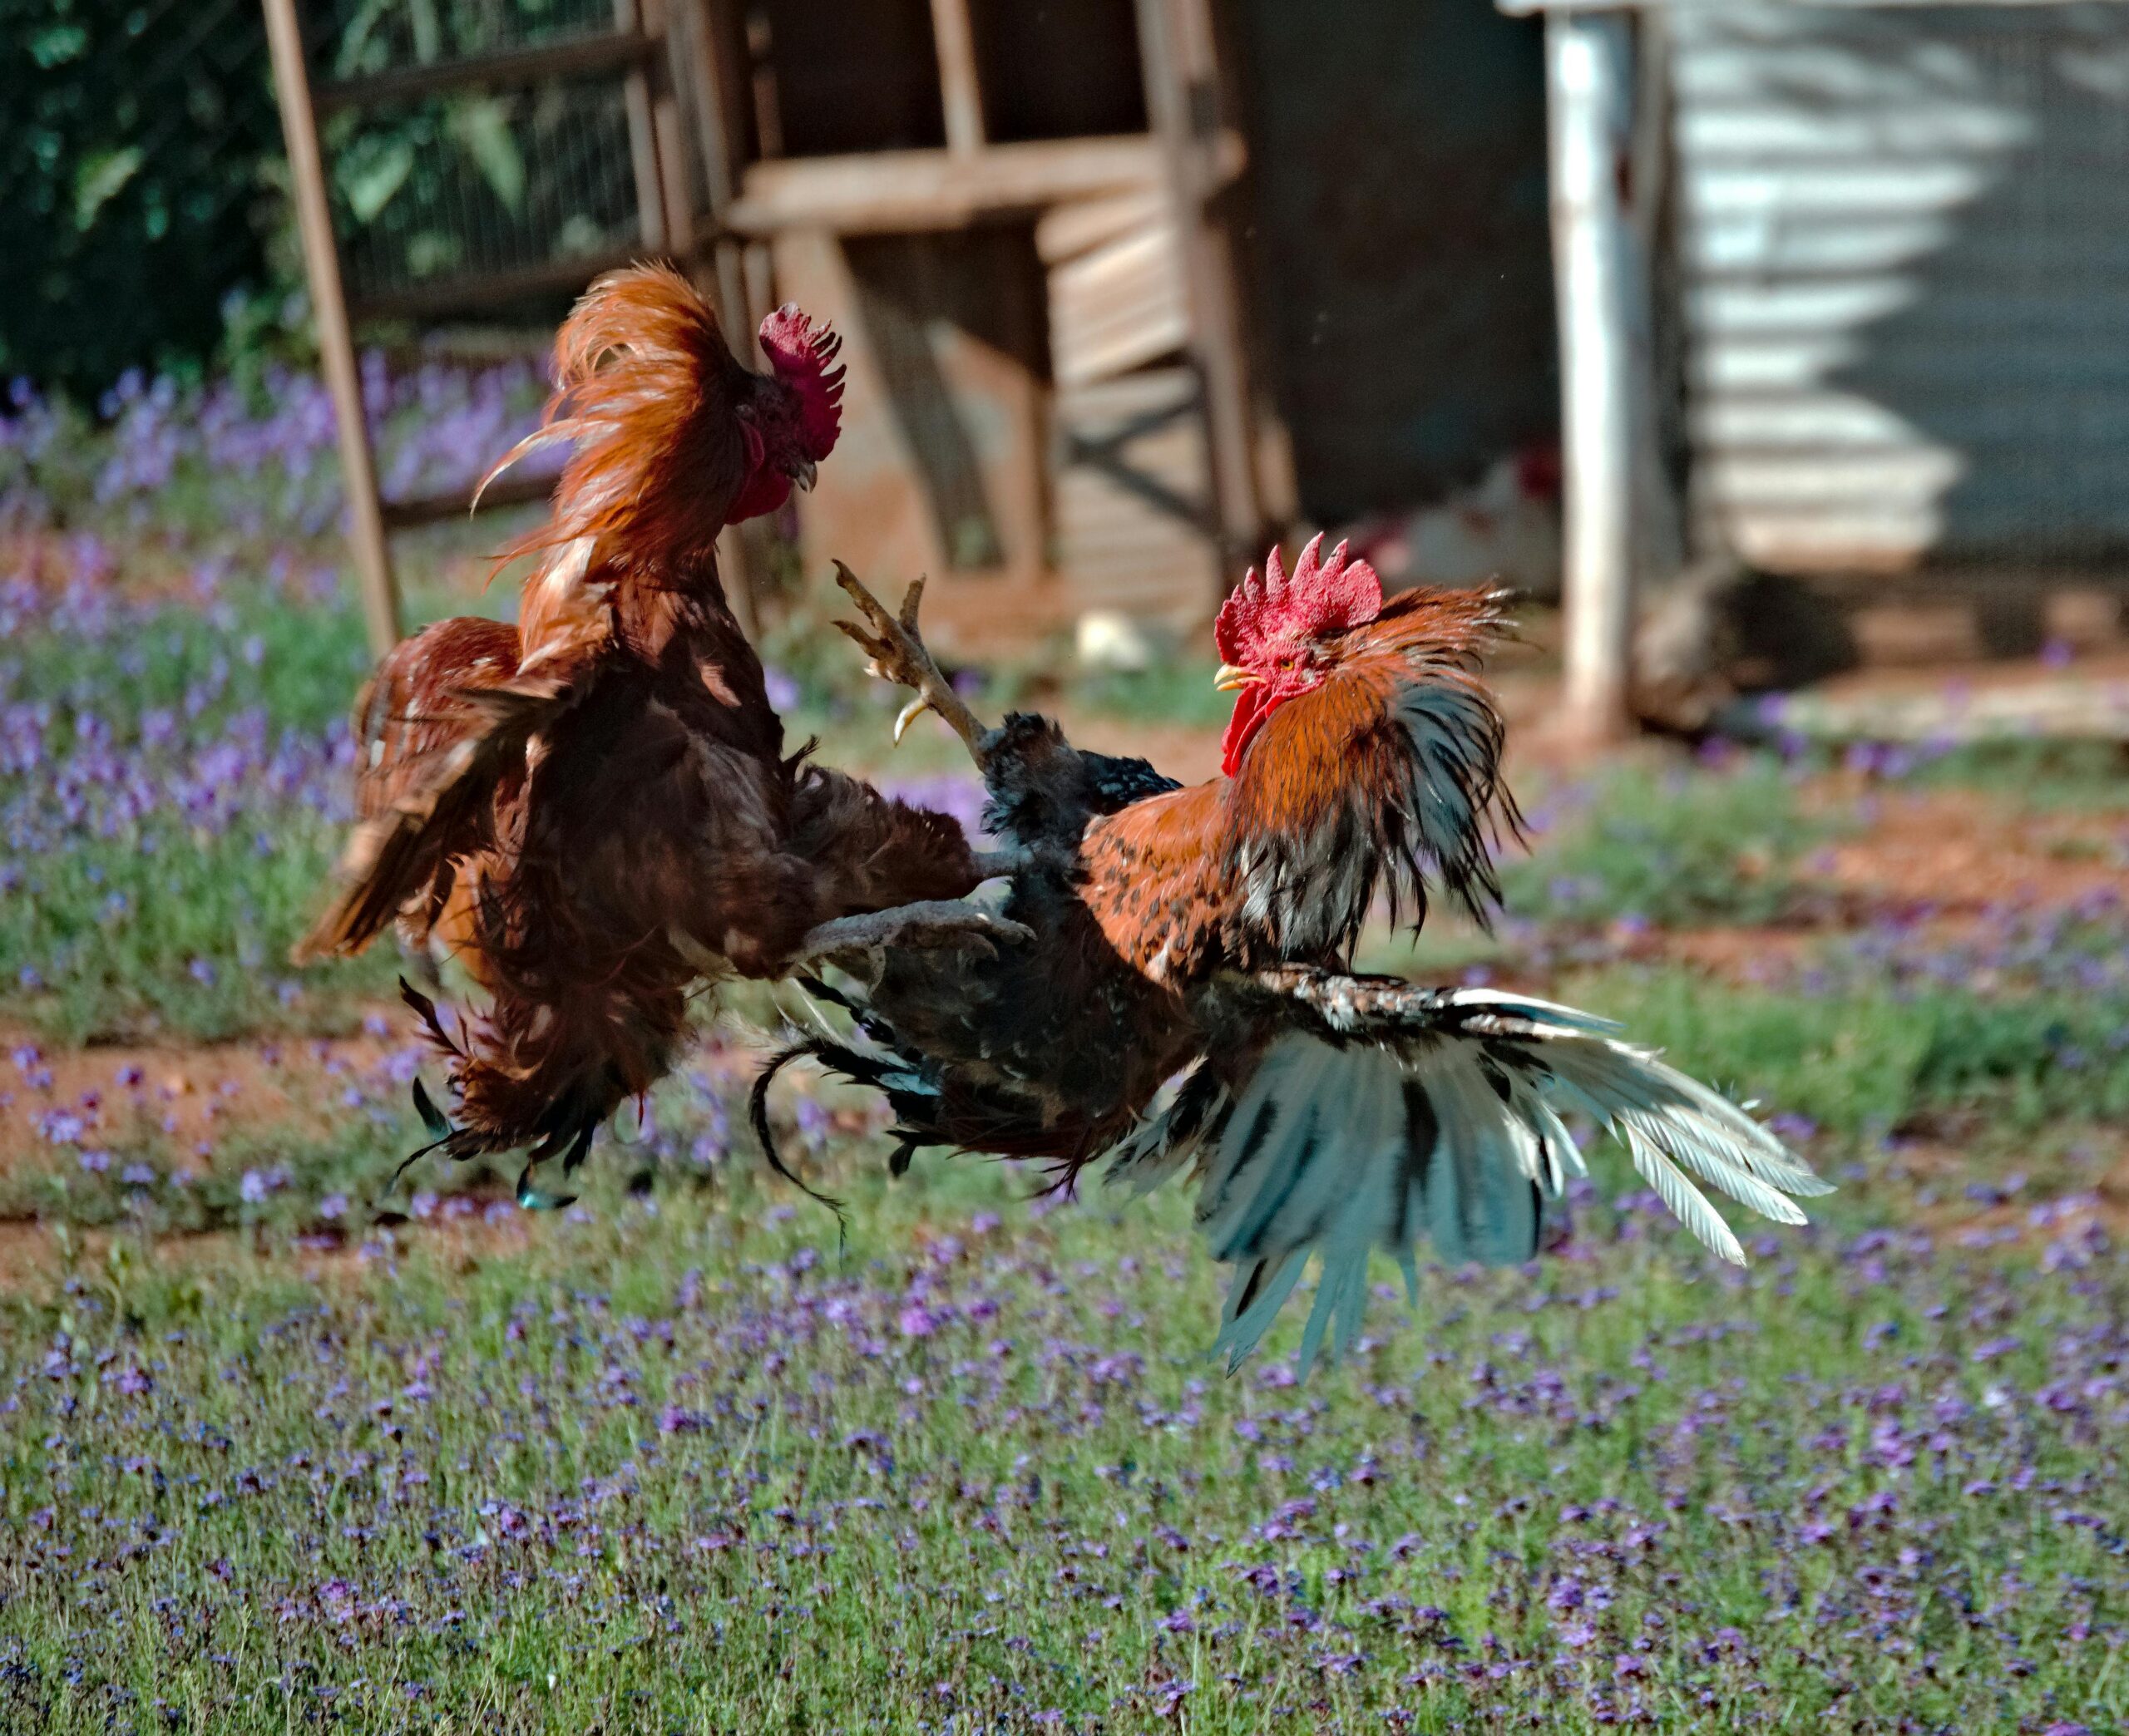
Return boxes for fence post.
[1546,7,1642,745]
[260,0,401,659]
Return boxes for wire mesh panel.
[299,0,661,314]
[310,0,619,69]
[328,81,644,309]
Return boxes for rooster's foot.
[791,898,1031,972]
[832,563,991,763]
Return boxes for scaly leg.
[789,898,1032,974]
[832,562,991,767]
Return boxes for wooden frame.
[261,0,706,653]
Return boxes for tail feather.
[1102,984,1830,1373]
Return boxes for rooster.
[297,264,1015,1197]
[762,540,1830,1370]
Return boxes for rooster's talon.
[892,695,931,744]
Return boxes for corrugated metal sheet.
[1672,2,2129,575]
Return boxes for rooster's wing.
[294,614,598,961]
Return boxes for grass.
[1498,758,1837,931]
[1900,739,2129,816]
[1569,968,2129,1144]
[0,1156,2123,1734]
[4,427,2127,1729]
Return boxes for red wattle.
[1220,686,1270,777]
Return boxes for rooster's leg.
[832,562,991,767]
[789,898,1032,973]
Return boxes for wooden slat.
[724,136,1184,234]
[314,30,658,115]
[351,247,641,322]
[929,0,987,155]
[378,468,557,531]
[1048,217,1186,387]
[1035,186,1166,264]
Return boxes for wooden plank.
[1133,0,1260,575]
[675,0,761,637]
[314,29,659,114]
[724,136,1178,234]
[929,0,987,155]
[614,0,667,250]
[350,247,640,322]
[262,0,400,658]
[1047,218,1186,387]
[1035,186,1166,264]
[378,468,557,531]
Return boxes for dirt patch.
[0,1019,408,1172]
[1803,785,2126,917]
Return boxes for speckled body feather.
[778,549,1827,1369]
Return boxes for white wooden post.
[1546,7,1640,743]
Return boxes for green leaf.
[73,147,143,232]
[338,136,415,224]
[31,25,88,69]
[447,97,526,215]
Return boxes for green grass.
[1901,739,2129,816]
[1571,967,2129,1141]
[0,817,404,1044]
[0,1152,2121,1734]
[1499,759,1837,931]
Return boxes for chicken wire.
[306,0,652,307]
[308,0,623,75]
[327,81,645,304]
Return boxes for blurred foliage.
[2,0,624,397]
[2,0,285,394]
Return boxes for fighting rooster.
[298,264,1011,1196]
[763,540,1830,1370]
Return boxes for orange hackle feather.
[478,264,754,656]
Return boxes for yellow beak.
[1213,663,1258,692]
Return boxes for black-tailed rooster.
[298,264,1014,1198]
[763,540,1830,1369]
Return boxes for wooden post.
[1134,0,1260,579]
[928,0,986,156]
[615,0,669,249]
[261,0,400,658]
[678,0,763,638]
[1546,8,1641,745]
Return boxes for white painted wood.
[1548,10,1642,741]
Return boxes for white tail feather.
[1102,987,1830,1373]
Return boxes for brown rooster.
[762,541,1830,1369]
[298,264,1015,1197]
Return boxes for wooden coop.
[264,0,1280,656]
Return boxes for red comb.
[1215,534,1383,666]
[758,303,845,460]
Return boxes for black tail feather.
[749,1041,850,1231]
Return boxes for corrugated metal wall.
[1672,2,2129,576]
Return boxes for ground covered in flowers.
[2,365,2127,1731]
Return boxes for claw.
[892,694,931,744]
